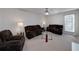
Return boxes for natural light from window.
[64,14,75,32]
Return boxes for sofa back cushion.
[0,30,13,41]
[49,25,63,28]
[25,25,42,32]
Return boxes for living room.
[0,8,79,51]
[1,0,79,59]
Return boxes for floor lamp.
[17,22,26,39]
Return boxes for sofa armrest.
[7,35,25,45]
[0,38,4,47]
[5,35,25,51]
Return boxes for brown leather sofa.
[0,30,25,51]
[47,25,63,35]
[25,25,42,39]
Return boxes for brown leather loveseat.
[25,25,42,39]
[47,25,63,35]
[0,30,25,51]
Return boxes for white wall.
[47,14,64,25]
[0,8,43,35]
[0,8,79,36]
[47,9,79,36]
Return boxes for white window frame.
[64,14,75,32]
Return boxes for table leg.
[46,34,48,42]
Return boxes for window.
[64,14,75,32]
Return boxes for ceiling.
[20,8,78,15]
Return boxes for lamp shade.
[17,22,23,27]
[43,20,46,25]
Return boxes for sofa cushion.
[9,35,23,41]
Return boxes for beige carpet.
[23,32,79,51]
